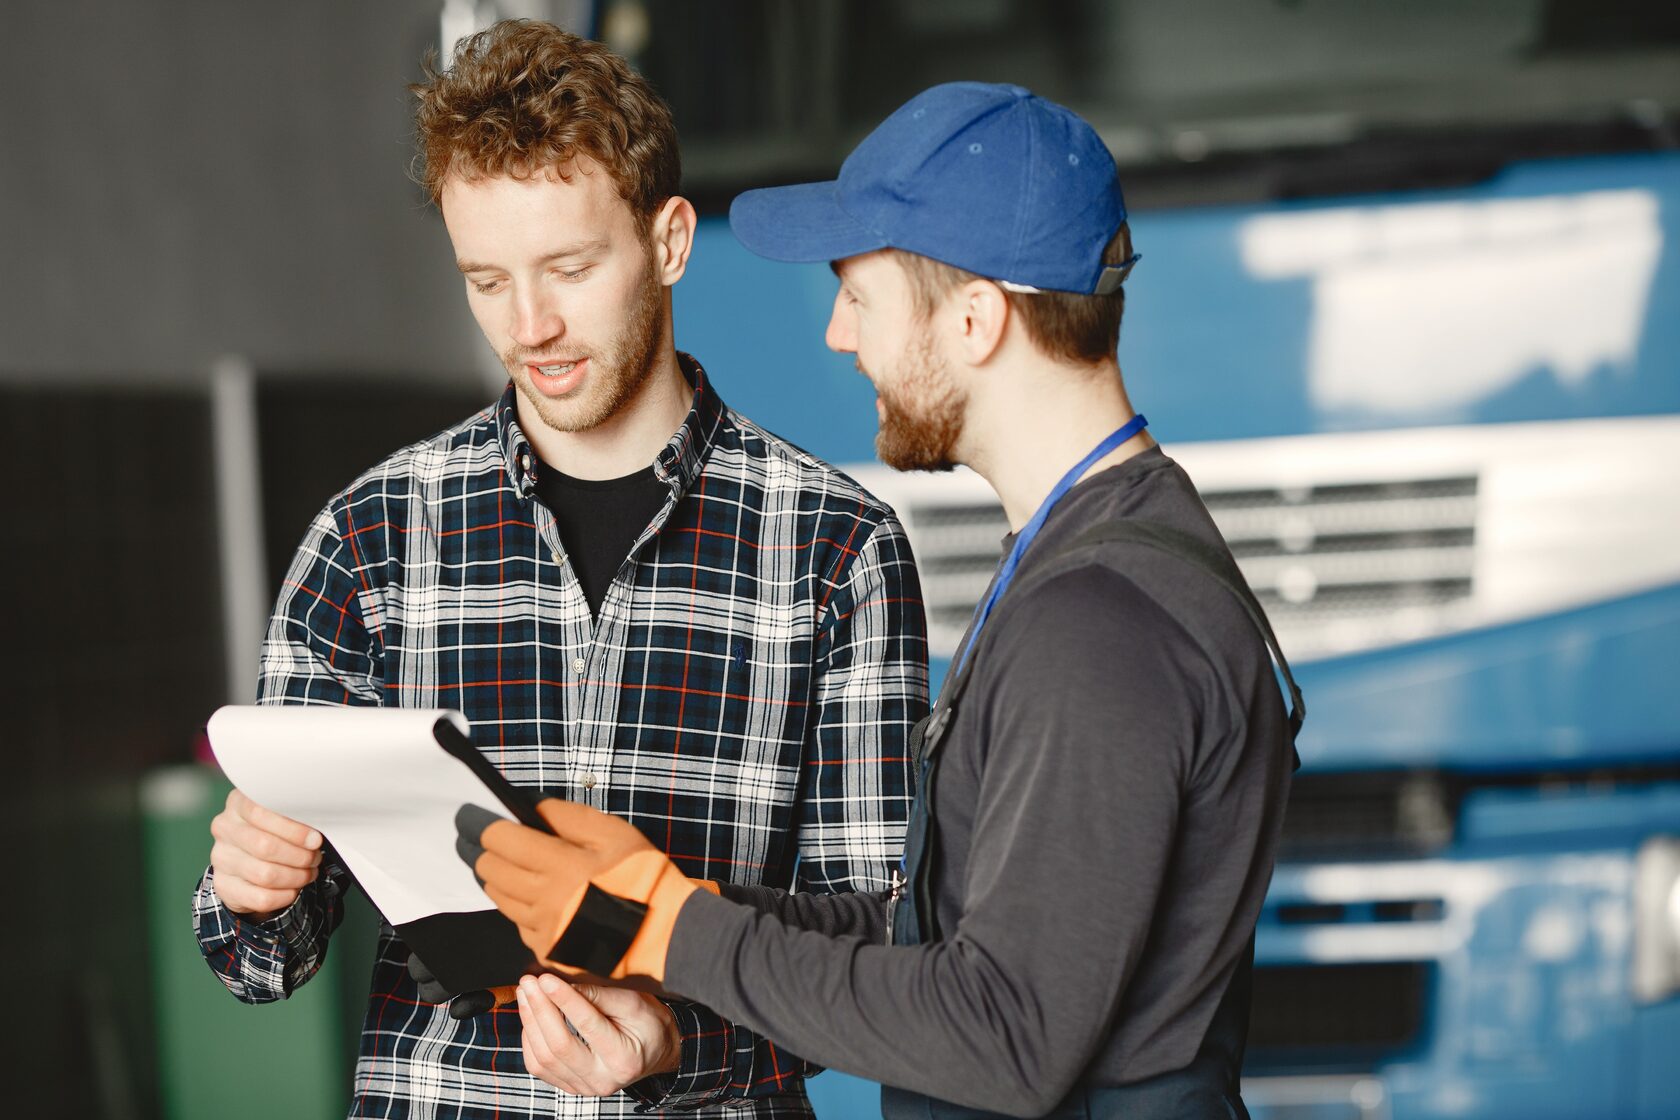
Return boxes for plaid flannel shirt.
[192,360,927,1118]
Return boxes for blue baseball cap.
[729,82,1135,295]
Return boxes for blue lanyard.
[952,414,1149,679]
[891,413,1151,936]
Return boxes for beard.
[504,250,665,434]
[872,333,965,473]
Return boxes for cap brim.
[728,181,889,264]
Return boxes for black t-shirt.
[534,463,669,618]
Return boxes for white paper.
[206,705,513,926]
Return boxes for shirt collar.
[654,353,727,493]
[494,352,727,499]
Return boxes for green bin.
[141,764,348,1119]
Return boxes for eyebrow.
[456,238,611,274]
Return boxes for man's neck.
[961,359,1154,532]
[517,349,692,481]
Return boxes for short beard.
[507,249,666,434]
[874,334,964,473]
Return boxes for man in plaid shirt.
[190,20,926,1119]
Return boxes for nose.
[511,287,563,350]
[825,289,856,354]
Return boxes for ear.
[953,279,1010,365]
[648,196,697,286]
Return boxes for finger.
[406,952,436,985]
[518,978,592,1087]
[478,880,542,932]
[520,1015,582,1094]
[549,960,594,983]
[211,815,320,871]
[209,841,318,891]
[518,976,579,1059]
[575,982,656,1019]
[533,798,626,848]
[534,974,614,1051]
[416,980,456,1007]
[406,954,454,1004]
[472,849,554,907]
[457,804,579,864]
[455,830,484,877]
[447,989,496,1018]
[208,869,302,915]
[210,835,319,882]
[229,789,321,850]
[454,803,502,849]
[212,810,321,871]
[480,817,587,868]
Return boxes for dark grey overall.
[881,521,1304,1120]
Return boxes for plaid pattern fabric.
[192,359,927,1118]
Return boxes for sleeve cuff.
[623,998,735,1110]
[193,867,319,1003]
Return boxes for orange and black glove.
[455,800,715,986]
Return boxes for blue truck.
[674,150,1680,1120]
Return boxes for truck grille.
[888,473,1478,661]
[902,502,1011,647]
[1207,476,1478,660]
[1279,771,1458,861]
[1248,962,1433,1073]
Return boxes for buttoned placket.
[513,434,691,808]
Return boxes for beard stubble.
[506,250,666,435]
[873,333,965,473]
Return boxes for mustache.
[505,348,592,367]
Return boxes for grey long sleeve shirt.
[665,448,1294,1117]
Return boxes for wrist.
[223,893,288,923]
[651,997,683,1074]
[226,897,287,922]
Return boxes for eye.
[558,266,593,282]
[470,278,504,295]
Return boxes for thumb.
[574,982,648,1016]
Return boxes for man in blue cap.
[462,82,1301,1119]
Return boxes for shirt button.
[571,656,586,675]
[551,549,562,565]
[578,772,598,790]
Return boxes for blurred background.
[4,1,1678,1117]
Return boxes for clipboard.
[205,705,556,996]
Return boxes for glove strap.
[549,884,648,976]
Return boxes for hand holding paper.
[456,798,701,985]
[208,787,325,919]
[206,705,548,995]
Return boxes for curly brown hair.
[411,20,680,228]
